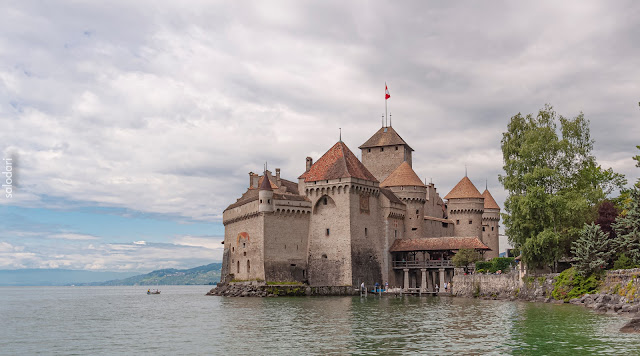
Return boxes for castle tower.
[481,188,500,260]
[444,176,484,243]
[359,126,414,182]
[299,141,382,287]
[380,161,426,239]
[258,173,274,213]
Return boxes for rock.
[613,304,624,312]
[620,316,640,333]
[569,298,582,305]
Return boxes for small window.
[411,228,417,231]
[260,199,263,203]
[290,264,296,267]
[247,260,250,273]
[469,220,472,224]
[395,146,398,151]
[368,148,371,153]
[243,251,246,256]
[322,254,328,259]
[482,227,486,232]
[456,220,460,225]
[365,228,368,237]
[267,199,271,204]
[326,228,330,236]
[323,197,328,205]
[284,245,286,250]
[237,261,240,273]
[416,209,419,214]
[394,230,397,238]
[232,247,235,252]
[492,226,495,231]
[381,147,384,152]
[243,242,246,248]
[442,223,448,228]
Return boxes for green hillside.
[90,263,222,286]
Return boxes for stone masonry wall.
[361,144,411,182]
[452,272,556,301]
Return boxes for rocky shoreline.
[569,293,640,314]
[206,283,273,297]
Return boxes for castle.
[221,124,500,291]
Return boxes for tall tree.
[613,186,640,265]
[572,223,611,276]
[452,249,480,274]
[499,105,625,270]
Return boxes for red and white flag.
[385,84,390,99]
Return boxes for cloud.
[0,240,220,272]
[172,235,224,251]
[49,233,99,240]
[1,1,638,259]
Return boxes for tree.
[452,249,480,273]
[499,105,626,270]
[613,186,640,265]
[571,223,612,276]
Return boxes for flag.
[385,84,390,99]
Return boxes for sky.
[1,1,639,272]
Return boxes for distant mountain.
[0,269,140,286]
[86,263,222,286]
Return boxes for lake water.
[1,285,639,355]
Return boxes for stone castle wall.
[222,207,266,283]
[361,144,412,182]
[482,208,500,260]
[349,186,384,287]
[263,211,310,282]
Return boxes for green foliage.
[613,186,640,265]
[499,105,625,270]
[551,267,601,302]
[452,249,480,273]
[475,257,517,273]
[613,253,640,270]
[571,223,612,276]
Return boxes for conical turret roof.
[444,176,483,199]
[359,126,413,151]
[482,189,500,209]
[380,161,425,187]
[259,173,274,191]
[299,141,378,183]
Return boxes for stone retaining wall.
[452,272,556,301]
[207,282,358,297]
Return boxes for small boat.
[147,289,160,295]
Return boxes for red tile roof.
[358,126,414,151]
[380,161,425,187]
[389,237,490,252]
[444,176,483,199]
[482,189,500,209]
[299,141,378,183]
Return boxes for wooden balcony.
[392,260,455,269]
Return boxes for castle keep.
[221,125,500,291]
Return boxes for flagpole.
[385,82,388,127]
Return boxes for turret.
[482,188,500,260]
[444,176,484,242]
[258,173,274,213]
[380,161,426,238]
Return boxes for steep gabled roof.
[389,237,490,252]
[482,189,500,209]
[444,176,483,199]
[299,141,378,183]
[358,126,414,151]
[380,161,425,187]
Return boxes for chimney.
[306,157,313,172]
[249,172,255,188]
[275,168,281,184]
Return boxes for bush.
[613,253,640,270]
[551,267,601,302]
[475,257,516,273]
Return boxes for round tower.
[380,161,426,239]
[258,174,274,213]
[482,188,500,260]
[444,176,484,243]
